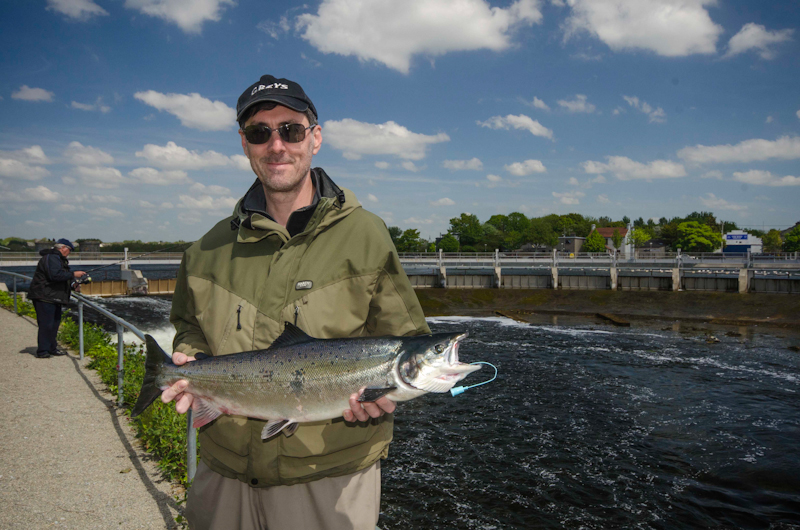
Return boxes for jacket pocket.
[200,416,252,474]
[216,302,244,354]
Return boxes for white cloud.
[64,142,114,166]
[477,114,554,140]
[375,161,390,170]
[557,94,595,113]
[367,193,379,203]
[0,186,61,202]
[177,194,238,211]
[257,16,291,39]
[486,174,503,187]
[568,177,579,186]
[129,167,191,185]
[189,182,232,195]
[701,170,723,180]
[229,155,251,171]
[623,95,666,123]
[71,97,111,113]
[699,193,747,211]
[529,96,550,110]
[553,190,585,204]
[404,216,435,225]
[797,110,800,120]
[504,159,547,175]
[0,159,50,180]
[74,166,128,189]
[0,146,50,166]
[677,136,800,164]
[135,142,238,169]
[297,0,543,74]
[11,85,55,102]
[582,156,686,180]
[134,91,236,131]
[430,197,455,206]
[724,23,794,60]
[139,201,156,208]
[766,115,774,124]
[402,161,422,172]
[443,158,483,171]
[564,0,722,57]
[73,166,127,189]
[597,194,610,204]
[94,207,125,217]
[732,170,800,187]
[46,0,109,20]
[323,119,449,160]
[124,0,235,34]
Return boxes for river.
[73,297,800,529]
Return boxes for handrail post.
[187,413,197,482]
[117,323,124,406]
[78,301,85,360]
[13,277,18,314]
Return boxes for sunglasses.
[242,123,315,145]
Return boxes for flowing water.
[73,297,800,529]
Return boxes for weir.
[2,250,799,296]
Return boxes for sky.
[1,0,799,243]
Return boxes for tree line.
[387,211,800,253]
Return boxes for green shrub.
[0,290,37,318]
[58,317,196,485]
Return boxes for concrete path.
[0,306,183,529]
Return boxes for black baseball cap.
[56,238,75,250]
[236,75,317,124]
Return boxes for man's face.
[58,246,71,257]
[240,105,322,195]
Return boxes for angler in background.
[160,75,430,530]
[27,239,86,358]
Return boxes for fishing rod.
[75,242,194,284]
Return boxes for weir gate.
[2,251,799,296]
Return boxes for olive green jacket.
[170,170,430,487]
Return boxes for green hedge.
[57,317,196,486]
[0,291,37,318]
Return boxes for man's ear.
[312,125,322,156]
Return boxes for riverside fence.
[0,270,199,482]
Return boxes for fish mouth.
[436,333,480,383]
[447,332,468,365]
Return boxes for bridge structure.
[2,250,799,295]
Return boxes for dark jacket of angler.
[131,323,480,439]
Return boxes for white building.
[723,230,762,254]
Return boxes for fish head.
[397,331,481,393]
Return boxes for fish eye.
[435,344,444,354]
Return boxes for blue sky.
[1,0,798,243]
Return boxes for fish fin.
[261,419,298,439]
[410,378,458,394]
[191,397,223,428]
[358,387,397,402]
[268,322,316,350]
[131,335,171,418]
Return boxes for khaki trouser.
[186,461,381,530]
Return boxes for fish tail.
[131,334,171,417]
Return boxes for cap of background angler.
[56,238,74,250]
[237,75,318,123]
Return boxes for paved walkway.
[0,306,182,529]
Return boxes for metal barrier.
[0,270,197,482]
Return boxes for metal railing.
[0,270,197,482]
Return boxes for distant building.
[558,235,585,254]
[595,227,629,250]
[80,239,101,253]
[723,230,762,254]
[638,238,669,253]
[34,239,55,251]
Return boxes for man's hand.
[343,389,396,423]
[160,352,196,414]
[74,271,87,278]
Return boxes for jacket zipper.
[236,304,242,330]
[294,306,299,326]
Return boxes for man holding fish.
[159,75,433,529]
